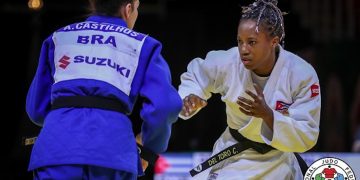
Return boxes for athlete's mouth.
[241,57,251,65]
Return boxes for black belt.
[229,128,274,154]
[50,96,159,165]
[52,96,130,115]
[189,128,308,177]
[137,143,159,165]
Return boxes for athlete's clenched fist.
[180,94,207,117]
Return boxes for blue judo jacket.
[26,15,182,175]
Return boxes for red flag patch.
[275,101,291,115]
[310,84,320,97]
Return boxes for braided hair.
[241,0,286,46]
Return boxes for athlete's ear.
[119,3,132,20]
[271,36,280,48]
[124,3,133,19]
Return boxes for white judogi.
[178,46,321,180]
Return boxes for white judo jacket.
[178,46,321,180]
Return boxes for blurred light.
[28,0,43,10]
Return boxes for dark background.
[1,0,359,179]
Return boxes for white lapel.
[238,46,288,142]
[263,46,287,103]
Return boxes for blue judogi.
[26,15,182,178]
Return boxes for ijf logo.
[304,157,356,180]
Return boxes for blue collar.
[86,15,128,27]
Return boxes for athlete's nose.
[239,44,250,56]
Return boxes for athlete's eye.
[249,41,256,46]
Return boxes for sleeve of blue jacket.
[26,36,55,126]
[139,43,182,154]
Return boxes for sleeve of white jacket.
[178,50,228,120]
[261,64,321,153]
[178,58,214,120]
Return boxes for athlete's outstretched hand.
[237,84,274,130]
[180,94,207,117]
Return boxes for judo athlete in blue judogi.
[25,0,182,179]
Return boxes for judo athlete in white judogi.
[178,0,321,179]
